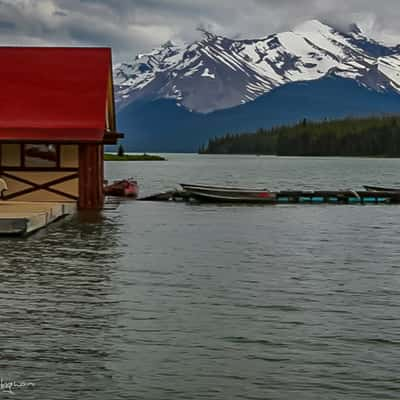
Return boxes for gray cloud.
[0,20,16,30]
[0,0,399,61]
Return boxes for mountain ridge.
[114,19,400,114]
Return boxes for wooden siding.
[60,145,79,168]
[0,144,79,203]
[1,143,106,208]
[107,67,116,132]
[1,171,78,202]
[1,144,21,167]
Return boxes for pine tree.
[118,144,125,157]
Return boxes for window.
[24,144,58,168]
[0,144,21,167]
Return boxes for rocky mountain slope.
[114,20,400,114]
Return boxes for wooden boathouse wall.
[0,143,79,203]
[0,143,107,209]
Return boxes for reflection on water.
[1,155,400,399]
[0,212,124,399]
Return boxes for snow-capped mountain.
[114,19,400,114]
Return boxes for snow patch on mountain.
[378,55,400,90]
[201,68,215,79]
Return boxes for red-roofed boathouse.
[0,47,122,209]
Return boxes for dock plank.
[0,201,76,236]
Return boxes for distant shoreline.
[104,153,166,161]
[199,116,400,157]
[198,153,400,158]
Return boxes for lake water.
[1,154,400,399]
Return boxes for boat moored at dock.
[180,183,275,203]
[363,185,400,192]
[139,184,400,205]
[104,178,139,198]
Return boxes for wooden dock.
[139,189,400,205]
[0,202,76,236]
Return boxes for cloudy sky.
[1,0,400,61]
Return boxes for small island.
[104,153,166,161]
[105,145,166,161]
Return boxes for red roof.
[0,47,113,142]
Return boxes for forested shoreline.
[199,116,400,157]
